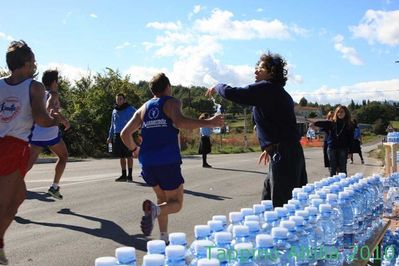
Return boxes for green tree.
[299,97,308,106]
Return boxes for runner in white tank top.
[0,40,61,265]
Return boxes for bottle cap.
[207,220,224,233]
[165,245,185,259]
[115,247,136,264]
[243,221,260,233]
[232,225,249,238]
[194,225,211,238]
[147,240,166,254]
[271,227,288,239]
[169,232,187,246]
[256,234,273,248]
[214,232,232,244]
[95,257,118,266]
[197,258,220,266]
[253,204,265,214]
[142,254,165,266]
[229,212,243,223]
[264,211,278,222]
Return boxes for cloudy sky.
[0,0,398,104]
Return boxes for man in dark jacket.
[206,52,307,207]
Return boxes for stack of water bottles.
[96,172,389,265]
[387,132,399,143]
[95,247,136,266]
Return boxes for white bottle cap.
[197,258,220,266]
[297,192,308,200]
[274,207,288,218]
[194,225,211,238]
[253,204,265,214]
[115,247,136,264]
[207,220,224,232]
[194,240,215,255]
[311,198,323,207]
[214,232,232,243]
[212,215,227,226]
[304,206,318,216]
[264,211,278,222]
[229,212,243,223]
[319,204,332,214]
[244,215,260,222]
[243,221,260,233]
[232,225,249,238]
[283,203,296,213]
[326,193,338,202]
[147,240,166,254]
[234,243,254,257]
[271,227,288,239]
[261,200,273,210]
[95,257,118,266]
[165,245,185,259]
[142,254,165,266]
[280,221,296,231]
[240,208,254,217]
[169,232,187,246]
[255,234,273,248]
[289,215,305,226]
[295,210,309,219]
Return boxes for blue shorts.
[141,164,184,191]
[30,134,61,148]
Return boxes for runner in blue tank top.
[121,73,223,242]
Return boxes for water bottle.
[271,227,294,265]
[95,257,118,266]
[208,247,231,266]
[295,210,318,265]
[115,247,136,265]
[241,208,254,218]
[253,204,266,225]
[231,225,250,246]
[282,204,296,217]
[214,232,232,250]
[338,191,355,264]
[190,225,212,256]
[280,221,301,265]
[287,199,301,211]
[190,240,215,266]
[147,240,166,255]
[245,215,260,223]
[165,245,186,266]
[262,211,279,234]
[169,232,192,264]
[261,200,273,211]
[326,194,344,251]
[232,243,257,266]
[244,221,261,245]
[274,207,289,223]
[228,212,243,233]
[208,220,225,242]
[318,204,340,265]
[255,234,280,266]
[297,192,309,209]
[108,142,113,153]
[289,215,311,265]
[292,188,303,200]
[142,254,165,266]
[213,215,228,230]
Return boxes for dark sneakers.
[115,175,127,182]
[140,200,160,236]
[126,176,133,182]
[203,163,212,168]
[47,186,63,200]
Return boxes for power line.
[289,88,398,97]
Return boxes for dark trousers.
[262,141,308,207]
[327,147,348,177]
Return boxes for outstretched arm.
[164,98,224,129]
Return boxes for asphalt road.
[6,143,384,266]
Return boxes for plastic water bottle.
[280,221,301,265]
[292,188,303,200]
[274,207,289,223]
[95,257,118,266]
[271,227,294,265]
[115,247,136,265]
[261,200,273,211]
[169,232,192,264]
[262,211,279,234]
[283,204,296,217]
[190,240,215,266]
[231,225,250,246]
[241,208,254,218]
[232,243,257,266]
[297,192,309,209]
[214,232,232,250]
[326,194,344,250]
[338,191,355,264]
[318,204,340,265]
[289,216,311,265]
[244,221,260,245]
[295,210,319,265]
[190,225,212,257]
[165,245,186,266]
[208,220,225,241]
[213,215,228,230]
[228,212,243,233]
[147,240,166,255]
[287,199,301,211]
[253,204,266,225]
[142,254,165,266]
[108,142,113,153]
[255,234,280,266]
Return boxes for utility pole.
[243,108,248,149]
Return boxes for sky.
[0,0,398,104]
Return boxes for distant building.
[294,106,322,118]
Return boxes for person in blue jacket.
[107,93,136,182]
[206,52,308,207]
[120,73,223,242]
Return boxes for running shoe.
[0,248,8,265]
[140,200,159,236]
[47,186,63,200]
